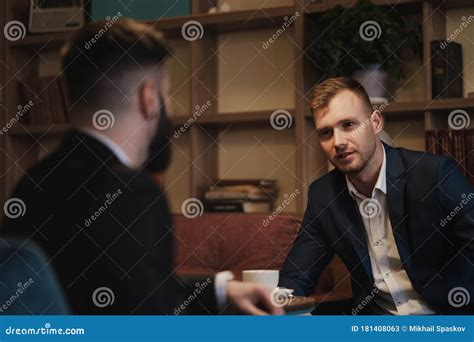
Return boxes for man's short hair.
[308,77,372,117]
[61,18,172,110]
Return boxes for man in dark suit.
[280,77,473,314]
[2,18,282,315]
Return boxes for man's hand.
[226,280,285,315]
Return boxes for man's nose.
[333,129,348,150]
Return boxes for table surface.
[284,296,316,314]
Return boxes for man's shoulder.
[11,136,162,207]
[307,168,343,197]
[386,145,454,179]
[306,145,455,197]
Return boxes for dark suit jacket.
[2,130,216,314]
[280,144,474,314]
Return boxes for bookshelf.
[1,0,474,215]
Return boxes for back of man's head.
[61,18,171,118]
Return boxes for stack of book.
[204,179,278,213]
[18,76,69,125]
[426,129,474,185]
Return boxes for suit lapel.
[385,145,412,271]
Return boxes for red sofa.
[172,213,352,309]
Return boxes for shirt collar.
[79,127,134,168]
[346,146,387,199]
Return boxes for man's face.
[313,90,380,175]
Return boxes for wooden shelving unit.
[8,5,296,49]
[7,109,295,137]
[304,98,474,118]
[303,0,474,13]
[1,0,473,215]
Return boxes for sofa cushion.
[172,213,349,295]
[172,213,300,279]
[172,214,224,276]
[218,214,301,279]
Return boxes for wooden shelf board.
[8,31,72,49]
[8,110,295,136]
[9,5,296,49]
[197,109,295,126]
[8,124,70,137]
[305,0,422,14]
[304,98,474,118]
[444,0,474,9]
[149,5,296,32]
[384,98,474,113]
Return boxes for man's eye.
[319,130,332,138]
[343,121,355,129]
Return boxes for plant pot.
[352,65,388,105]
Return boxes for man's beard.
[331,143,376,177]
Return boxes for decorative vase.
[352,64,388,105]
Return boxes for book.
[18,76,69,125]
[465,129,474,185]
[204,200,272,213]
[206,183,277,200]
[425,130,437,154]
[452,129,466,176]
[214,179,276,187]
[431,41,463,99]
[204,191,271,201]
[426,129,474,185]
[436,130,452,157]
[206,179,278,199]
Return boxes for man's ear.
[371,110,384,134]
[138,79,160,120]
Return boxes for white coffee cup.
[242,270,279,289]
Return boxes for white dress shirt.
[345,148,435,315]
[79,128,231,309]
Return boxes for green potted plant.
[308,0,422,103]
